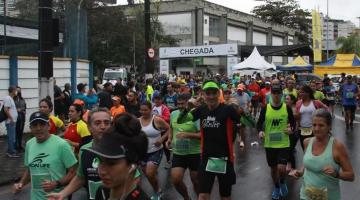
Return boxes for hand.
[154,139,163,147]
[284,124,293,135]
[258,131,265,139]
[165,140,172,149]
[12,183,23,194]
[288,169,303,179]
[47,192,65,200]
[323,165,337,178]
[41,180,57,192]
[176,132,188,139]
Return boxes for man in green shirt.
[12,111,77,200]
[310,81,325,101]
[47,107,112,200]
[283,79,298,98]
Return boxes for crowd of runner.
[2,71,359,200]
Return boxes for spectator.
[63,83,72,120]
[54,78,66,121]
[98,82,113,109]
[113,78,127,103]
[14,86,26,152]
[4,86,18,157]
[125,90,141,117]
[73,83,98,109]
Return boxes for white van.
[102,68,127,86]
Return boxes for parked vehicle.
[102,68,128,85]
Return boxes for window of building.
[209,17,219,37]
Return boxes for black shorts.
[344,105,356,113]
[265,148,289,167]
[198,158,236,197]
[172,154,200,171]
[251,99,259,108]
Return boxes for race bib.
[175,139,190,152]
[88,180,103,199]
[346,92,354,99]
[31,173,52,190]
[205,157,227,174]
[269,132,283,142]
[300,127,313,136]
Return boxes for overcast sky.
[117,0,360,27]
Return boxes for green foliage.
[252,0,311,44]
[336,33,360,55]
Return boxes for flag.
[312,10,322,62]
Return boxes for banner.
[159,60,169,76]
[227,56,238,78]
[159,44,238,59]
[312,10,322,62]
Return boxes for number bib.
[31,173,52,190]
[269,132,283,142]
[300,127,313,136]
[205,157,227,174]
[88,180,102,199]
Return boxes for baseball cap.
[77,83,87,92]
[237,83,246,91]
[29,111,49,125]
[271,84,283,94]
[265,81,271,85]
[202,80,219,90]
[85,131,132,159]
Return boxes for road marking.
[334,114,360,124]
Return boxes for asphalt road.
[0,106,359,200]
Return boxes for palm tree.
[336,33,360,55]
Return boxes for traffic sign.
[148,48,155,59]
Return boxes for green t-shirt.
[283,88,298,98]
[314,91,325,101]
[170,110,200,155]
[25,135,77,200]
[146,85,154,102]
[264,103,289,148]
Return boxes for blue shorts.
[141,149,163,166]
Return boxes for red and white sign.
[147,48,155,59]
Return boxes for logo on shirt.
[92,157,100,168]
[29,153,50,168]
[271,119,283,127]
[202,116,220,128]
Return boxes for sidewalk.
[0,136,26,186]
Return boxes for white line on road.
[334,114,360,124]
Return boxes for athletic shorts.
[198,158,236,197]
[141,149,163,166]
[344,105,356,113]
[251,99,259,108]
[172,154,200,171]
[265,148,289,167]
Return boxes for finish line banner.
[159,44,238,59]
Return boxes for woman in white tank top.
[139,102,170,199]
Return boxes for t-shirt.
[247,83,260,100]
[170,110,200,155]
[191,104,240,163]
[77,141,102,200]
[232,93,251,113]
[146,85,154,102]
[283,88,298,98]
[64,120,91,152]
[163,93,177,110]
[341,83,358,106]
[125,103,141,118]
[49,115,64,134]
[95,185,150,200]
[110,105,126,118]
[24,135,77,200]
[97,91,112,109]
[260,88,271,107]
[314,91,325,101]
[3,95,17,123]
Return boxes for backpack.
[0,103,8,123]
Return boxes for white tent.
[231,47,276,71]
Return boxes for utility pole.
[326,0,329,60]
[144,0,152,75]
[38,0,54,99]
[2,0,7,55]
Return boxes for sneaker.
[271,187,280,200]
[279,183,288,197]
[6,153,20,158]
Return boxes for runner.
[283,79,298,99]
[310,81,325,101]
[340,75,359,130]
[289,109,354,200]
[190,80,240,200]
[39,98,65,135]
[163,83,178,111]
[64,104,92,153]
[323,80,337,116]
[247,78,260,117]
[152,95,170,123]
[257,84,296,200]
[89,113,150,200]
[284,94,298,172]
[259,81,271,108]
[139,102,170,200]
[232,84,251,148]
[125,90,141,117]
[13,111,77,200]
[166,94,200,200]
[296,85,329,150]
[110,96,126,118]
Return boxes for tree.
[252,0,311,44]
[336,33,360,55]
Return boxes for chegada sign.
[159,44,238,59]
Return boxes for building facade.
[0,0,18,17]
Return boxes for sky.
[116,0,360,27]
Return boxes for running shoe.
[280,183,288,197]
[6,153,20,158]
[271,187,280,200]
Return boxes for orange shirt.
[64,119,91,152]
[110,105,126,118]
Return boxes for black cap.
[77,83,87,92]
[271,84,283,94]
[85,132,134,160]
[103,82,112,88]
[29,111,49,125]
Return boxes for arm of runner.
[154,116,170,146]
[331,139,354,181]
[12,169,30,194]
[286,105,296,133]
[256,107,266,132]
[47,176,85,200]
[176,131,200,139]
